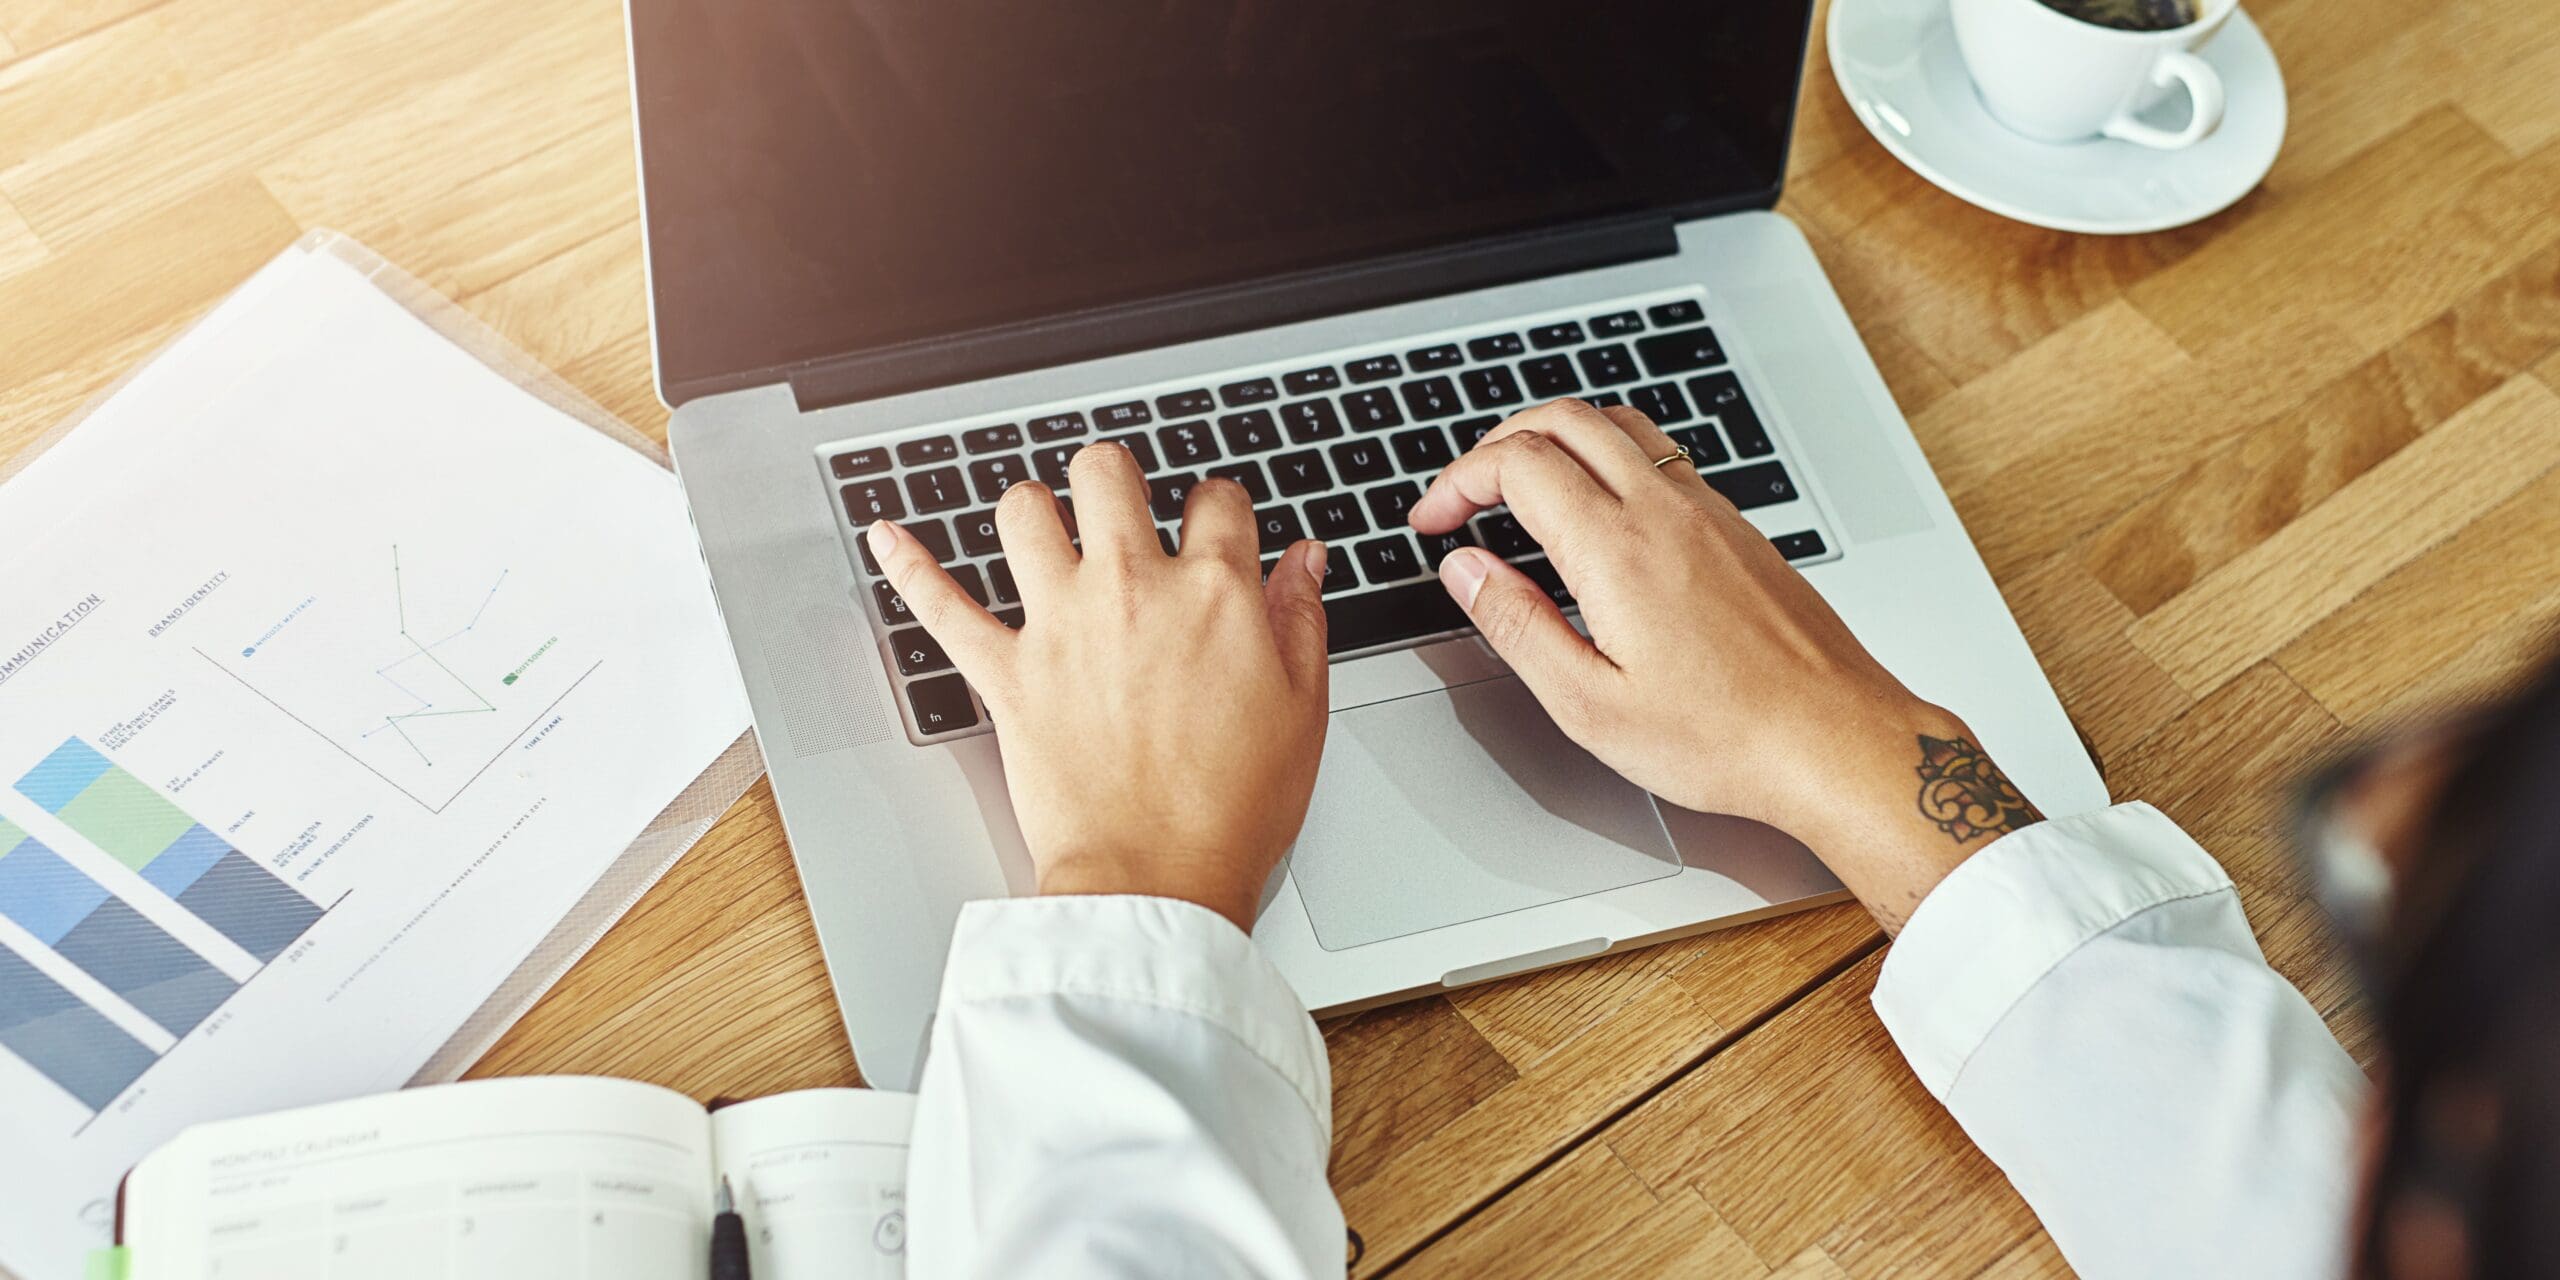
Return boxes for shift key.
[1702,461,1798,511]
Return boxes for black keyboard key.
[1628,382,1694,425]
[1356,534,1426,584]
[955,509,1004,557]
[963,424,1022,454]
[907,518,956,562]
[1157,389,1215,418]
[1577,344,1640,387]
[1342,389,1404,432]
[1158,527,1179,554]
[898,436,958,466]
[1647,298,1705,327]
[1703,461,1799,511]
[905,673,978,734]
[1419,525,1478,568]
[1156,421,1221,467]
[1514,556,1577,608]
[889,627,952,675]
[995,607,1026,630]
[1329,438,1394,484]
[1320,547,1358,596]
[1590,310,1644,337]
[831,447,890,479]
[969,455,1031,504]
[1323,580,1470,652]
[1398,376,1462,421]
[1104,434,1161,472]
[1669,424,1730,468]
[1283,366,1342,396]
[1346,355,1404,384]
[1408,343,1464,371]
[1467,333,1525,361]
[1479,511,1538,558]
[1305,493,1369,541]
[1520,355,1580,399]
[1217,410,1283,455]
[1271,450,1332,497]
[1586,391,1626,408]
[1280,399,1344,444]
[1460,366,1523,411]
[1148,472,1199,522]
[948,563,990,606]
[1094,400,1152,431]
[872,580,915,626]
[1365,481,1423,529]
[989,558,1019,604]
[1686,372,1774,457]
[906,466,969,515]
[1255,505,1306,554]
[1452,416,1501,451]
[841,480,905,523]
[1390,428,1453,474]
[1219,377,1278,407]
[1207,461,1271,503]
[1772,530,1829,562]
[1028,413,1087,444]
[1635,327,1726,377]
[1528,322,1585,350]
[857,538,882,576]
[1031,444,1079,488]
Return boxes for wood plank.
[1327,999,1518,1189]
[2129,375,2560,696]
[0,190,42,277]
[0,0,161,57]
[2278,463,2560,727]
[1396,1144,1767,1280]
[0,11,188,172]
[2456,31,2560,155]
[158,0,401,81]
[455,221,648,377]
[1994,550,2196,776]
[550,328,666,446]
[2103,662,2345,840]
[2254,0,2552,187]
[2087,236,2560,617]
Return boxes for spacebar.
[1325,581,1472,654]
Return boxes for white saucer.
[1826,0,2287,234]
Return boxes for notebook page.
[124,1077,714,1280]
[708,1089,916,1280]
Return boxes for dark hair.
[2365,653,2560,1276]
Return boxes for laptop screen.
[629,2,1813,401]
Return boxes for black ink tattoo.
[1914,735,2042,843]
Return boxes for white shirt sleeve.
[904,894,1342,1279]
[1873,801,2368,1280]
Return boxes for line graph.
[360,549,509,766]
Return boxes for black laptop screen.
[629,2,1813,400]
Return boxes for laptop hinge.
[783,216,1679,413]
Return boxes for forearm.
[1787,702,2043,935]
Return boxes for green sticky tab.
[85,1246,132,1280]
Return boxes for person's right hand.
[1406,399,2042,932]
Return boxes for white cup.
[1950,0,2236,149]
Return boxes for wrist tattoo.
[1913,734,2041,843]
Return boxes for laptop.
[625,1,2109,1089]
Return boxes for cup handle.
[2101,51,2226,150]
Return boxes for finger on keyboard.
[867,520,1009,669]
[1065,440,1161,557]
[1406,430,1616,553]
[1464,398,1659,494]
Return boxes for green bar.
[51,769,194,872]
[86,1247,132,1280]
[0,816,23,851]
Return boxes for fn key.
[905,673,979,735]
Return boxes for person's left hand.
[867,442,1332,932]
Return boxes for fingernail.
[867,521,897,557]
[1441,547,1491,610]
[1299,541,1328,584]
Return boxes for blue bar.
[173,851,322,963]
[138,825,233,898]
[0,839,110,946]
[17,739,113,813]
[0,945,156,1112]
[53,899,234,1035]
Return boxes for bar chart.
[16,739,321,962]
[0,946,158,1112]
[0,819,236,1035]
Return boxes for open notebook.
[110,1077,913,1279]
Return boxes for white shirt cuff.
[1872,801,2242,1099]
[940,894,1332,1138]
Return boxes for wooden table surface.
[5,0,2556,1273]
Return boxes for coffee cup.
[1950,0,2236,149]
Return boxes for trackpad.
[1287,677,1681,951]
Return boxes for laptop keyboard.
[821,290,1840,743]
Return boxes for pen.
[711,1175,750,1280]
